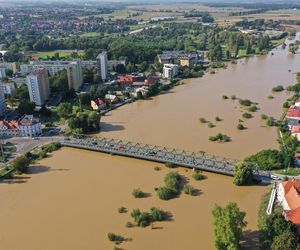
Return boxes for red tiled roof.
[286,207,300,225]
[292,126,300,134]
[0,120,19,130]
[282,181,300,195]
[287,109,300,118]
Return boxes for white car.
[270,174,280,180]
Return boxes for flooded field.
[101,43,300,159]
[0,37,299,249]
[0,148,267,250]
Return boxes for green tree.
[18,100,35,115]
[233,162,253,186]
[212,202,247,250]
[56,103,73,119]
[271,230,298,250]
[11,155,31,173]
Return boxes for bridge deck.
[60,137,270,180]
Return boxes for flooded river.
[0,37,300,250]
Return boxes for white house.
[163,64,179,79]
[0,115,42,137]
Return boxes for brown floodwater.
[0,36,299,250]
[0,148,267,250]
[101,37,300,160]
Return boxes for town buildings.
[3,82,16,95]
[21,60,83,90]
[158,51,203,68]
[26,68,50,106]
[277,180,300,233]
[97,51,108,81]
[0,81,6,116]
[0,67,6,78]
[0,115,42,137]
[91,98,106,111]
[67,60,83,91]
[163,64,179,79]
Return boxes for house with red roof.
[278,181,300,233]
[0,115,42,137]
[291,125,300,141]
[286,106,300,127]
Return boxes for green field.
[80,32,100,38]
[32,50,84,59]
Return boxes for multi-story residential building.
[26,68,50,106]
[163,64,179,79]
[0,115,42,137]
[0,81,7,117]
[21,60,83,90]
[0,67,6,78]
[67,60,83,91]
[158,51,203,68]
[3,82,16,95]
[0,62,18,74]
[97,51,108,81]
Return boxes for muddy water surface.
[1,38,300,250]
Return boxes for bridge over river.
[61,136,270,180]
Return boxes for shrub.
[209,133,231,143]
[154,166,161,171]
[11,155,31,173]
[150,207,167,221]
[242,113,252,119]
[132,188,146,198]
[237,123,245,130]
[231,95,236,100]
[272,85,284,92]
[107,232,124,243]
[184,185,198,196]
[215,116,222,122]
[156,172,182,200]
[126,221,134,228]
[118,207,127,213]
[268,95,274,99]
[261,114,268,120]
[156,186,175,200]
[248,105,257,112]
[283,102,290,108]
[266,117,274,127]
[131,207,169,228]
[165,162,176,168]
[222,95,228,100]
[239,99,252,106]
[208,122,215,128]
[199,117,207,123]
[192,170,206,180]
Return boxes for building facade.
[67,60,83,91]
[0,67,6,78]
[0,81,7,117]
[26,68,50,106]
[0,115,42,137]
[97,51,108,81]
[163,64,179,79]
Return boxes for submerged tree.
[212,202,247,250]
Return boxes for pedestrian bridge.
[61,136,269,179]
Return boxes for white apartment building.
[0,67,6,78]
[97,51,108,81]
[67,60,83,91]
[26,68,50,106]
[0,81,6,116]
[163,64,179,79]
[3,82,16,95]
